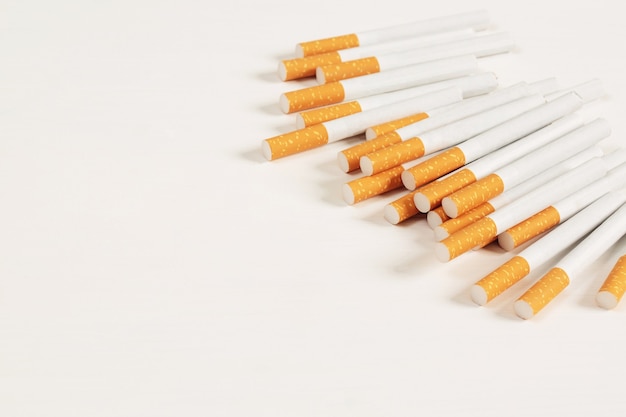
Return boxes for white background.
[1,1,625,416]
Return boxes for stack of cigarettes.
[260,10,626,320]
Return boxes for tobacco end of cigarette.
[596,291,618,310]
[515,267,570,319]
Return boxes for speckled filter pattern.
[299,101,362,127]
[347,165,405,204]
[442,216,498,260]
[340,132,403,172]
[475,255,531,302]
[265,124,329,160]
[388,190,421,223]
[599,255,626,303]
[446,173,505,218]
[320,57,381,83]
[298,34,360,57]
[504,206,561,249]
[417,169,477,211]
[281,52,343,80]
[439,203,495,236]
[283,82,346,113]
[368,113,429,137]
[367,137,426,175]
[405,147,467,189]
[518,267,570,315]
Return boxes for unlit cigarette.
[294,10,490,57]
[402,92,583,190]
[263,87,462,160]
[499,151,626,250]
[433,145,604,241]
[414,114,583,213]
[279,55,477,114]
[316,32,514,84]
[340,81,541,173]
[597,254,626,309]
[367,93,547,179]
[440,117,609,218]
[514,201,626,319]
[435,153,613,262]
[471,190,626,306]
[298,72,498,128]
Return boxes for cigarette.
[263,87,462,160]
[294,10,490,57]
[427,205,451,228]
[441,117,608,218]
[414,114,583,213]
[317,32,515,84]
[514,201,626,319]
[279,55,477,113]
[383,190,421,225]
[433,145,604,240]
[597,254,626,309]
[343,152,443,205]
[499,150,626,250]
[544,79,605,104]
[337,131,404,173]
[296,72,498,128]
[435,153,614,262]
[471,190,626,305]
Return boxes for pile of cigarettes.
[260,10,626,319]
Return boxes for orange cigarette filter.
[367,112,430,138]
[319,57,382,83]
[343,166,405,205]
[338,132,403,173]
[437,217,498,262]
[443,173,505,218]
[282,82,346,114]
[435,202,496,240]
[279,52,344,81]
[499,206,561,251]
[362,137,426,175]
[297,34,360,57]
[298,101,363,128]
[597,255,626,309]
[263,124,329,160]
[427,205,450,227]
[402,147,467,190]
[384,190,421,224]
[414,169,478,212]
[515,267,570,318]
[472,255,531,305]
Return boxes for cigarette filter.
[597,254,626,309]
[295,10,490,57]
[514,201,626,319]
[279,55,477,113]
[433,145,604,240]
[471,190,626,305]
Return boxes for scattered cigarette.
[597,254,626,309]
[263,87,462,160]
[279,55,478,114]
[514,202,626,319]
[471,190,626,305]
[294,10,490,57]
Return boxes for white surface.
[1,1,626,416]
